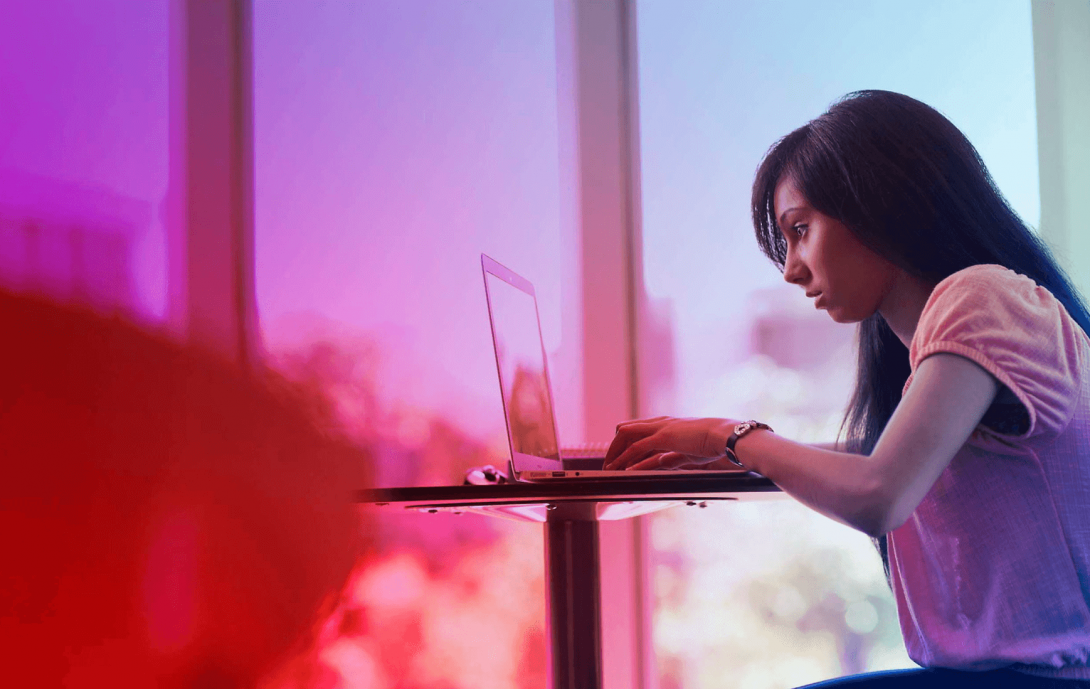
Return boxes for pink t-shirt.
[888,264,1090,678]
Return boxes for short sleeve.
[904,264,1086,439]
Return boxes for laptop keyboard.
[559,442,611,460]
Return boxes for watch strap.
[724,420,773,468]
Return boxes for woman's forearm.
[709,355,999,536]
[716,426,891,536]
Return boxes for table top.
[356,473,781,523]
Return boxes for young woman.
[604,90,1090,687]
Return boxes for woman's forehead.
[774,175,803,203]
[773,176,810,221]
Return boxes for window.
[635,1,1038,686]
[254,3,570,685]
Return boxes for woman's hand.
[604,416,739,470]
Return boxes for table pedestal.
[359,475,780,689]
[546,503,602,689]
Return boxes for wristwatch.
[724,420,774,469]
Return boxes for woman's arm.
[605,353,1000,537]
[730,353,999,536]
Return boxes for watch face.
[735,422,753,435]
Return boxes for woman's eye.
[793,224,808,237]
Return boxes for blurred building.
[0,172,147,313]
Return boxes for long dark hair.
[750,90,1090,572]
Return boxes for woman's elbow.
[850,474,912,538]
[855,509,908,539]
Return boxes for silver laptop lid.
[481,254,565,474]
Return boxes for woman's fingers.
[627,451,694,471]
[606,435,693,470]
[604,433,630,467]
[605,416,734,468]
[606,417,672,467]
[615,416,669,433]
[605,434,658,470]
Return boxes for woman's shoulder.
[910,264,1088,440]
[924,264,1054,317]
[933,263,1034,292]
[912,262,1077,369]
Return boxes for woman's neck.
[879,271,937,349]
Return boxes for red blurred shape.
[142,508,199,653]
[0,289,372,688]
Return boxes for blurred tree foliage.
[266,333,547,689]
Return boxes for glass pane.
[635,1,1038,686]
[0,0,170,321]
[254,3,566,686]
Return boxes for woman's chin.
[825,306,865,325]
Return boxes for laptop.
[481,254,749,482]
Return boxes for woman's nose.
[783,248,808,285]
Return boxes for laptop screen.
[484,269,561,463]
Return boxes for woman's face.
[774,175,898,323]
